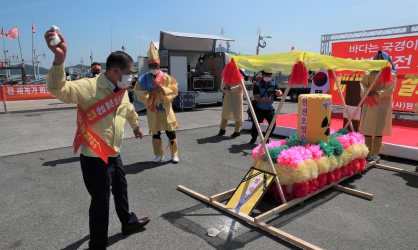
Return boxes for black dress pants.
[80,154,138,250]
[251,108,276,139]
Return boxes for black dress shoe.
[231,132,240,137]
[121,217,150,235]
[217,129,226,136]
[249,137,257,144]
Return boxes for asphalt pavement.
[1,98,417,250]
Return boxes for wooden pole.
[240,79,287,204]
[343,70,382,129]
[210,188,235,202]
[375,164,418,177]
[17,34,24,66]
[331,70,354,131]
[262,84,291,146]
[249,84,291,174]
[1,85,9,114]
[257,222,323,250]
[332,185,373,200]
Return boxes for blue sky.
[1,0,417,68]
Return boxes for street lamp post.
[256,34,272,55]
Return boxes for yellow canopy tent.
[231,51,391,74]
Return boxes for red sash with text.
[73,89,127,163]
[148,71,164,112]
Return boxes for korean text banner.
[332,36,418,112]
[332,35,418,74]
[0,84,55,101]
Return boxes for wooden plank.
[375,164,418,177]
[255,173,357,223]
[177,185,210,202]
[178,185,321,249]
[210,188,235,202]
[344,70,382,129]
[242,80,289,204]
[332,185,373,200]
[177,185,255,225]
[212,201,255,225]
[257,221,323,250]
[332,70,354,131]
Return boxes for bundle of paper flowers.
[252,129,368,203]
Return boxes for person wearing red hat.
[134,43,180,163]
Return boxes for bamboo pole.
[331,70,354,131]
[210,188,235,202]
[240,79,287,204]
[257,222,323,250]
[249,84,291,174]
[254,160,376,223]
[261,84,291,146]
[343,70,382,129]
[177,185,321,249]
[177,185,255,225]
[1,86,9,114]
[375,164,418,177]
[332,185,373,200]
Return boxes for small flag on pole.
[5,26,19,40]
[32,23,35,33]
[291,44,295,51]
[0,27,3,38]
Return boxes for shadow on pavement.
[197,135,233,144]
[227,143,257,156]
[161,201,298,250]
[124,160,173,175]
[42,157,79,167]
[60,235,89,250]
[59,229,145,250]
[394,172,418,189]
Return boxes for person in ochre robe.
[217,69,248,137]
[134,43,179,164]
[360,50,397,163]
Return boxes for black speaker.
[193,78,214,90]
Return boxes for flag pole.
[32,19,36,79]
[1,28,10,79]
[16,28,26,84]
[17,33,23,66]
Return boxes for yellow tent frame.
[177,51,416,249]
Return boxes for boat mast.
[32,18,36,79]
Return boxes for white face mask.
[263,77,271,82]
[116,69,132,89]
[199,60,203,63]
[150,69,160,75]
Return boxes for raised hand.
[275,89,283,97]
[150,84,162,95]
[44,29,67,65]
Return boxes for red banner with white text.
[331,36,418,112]
[0,84,55,101]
